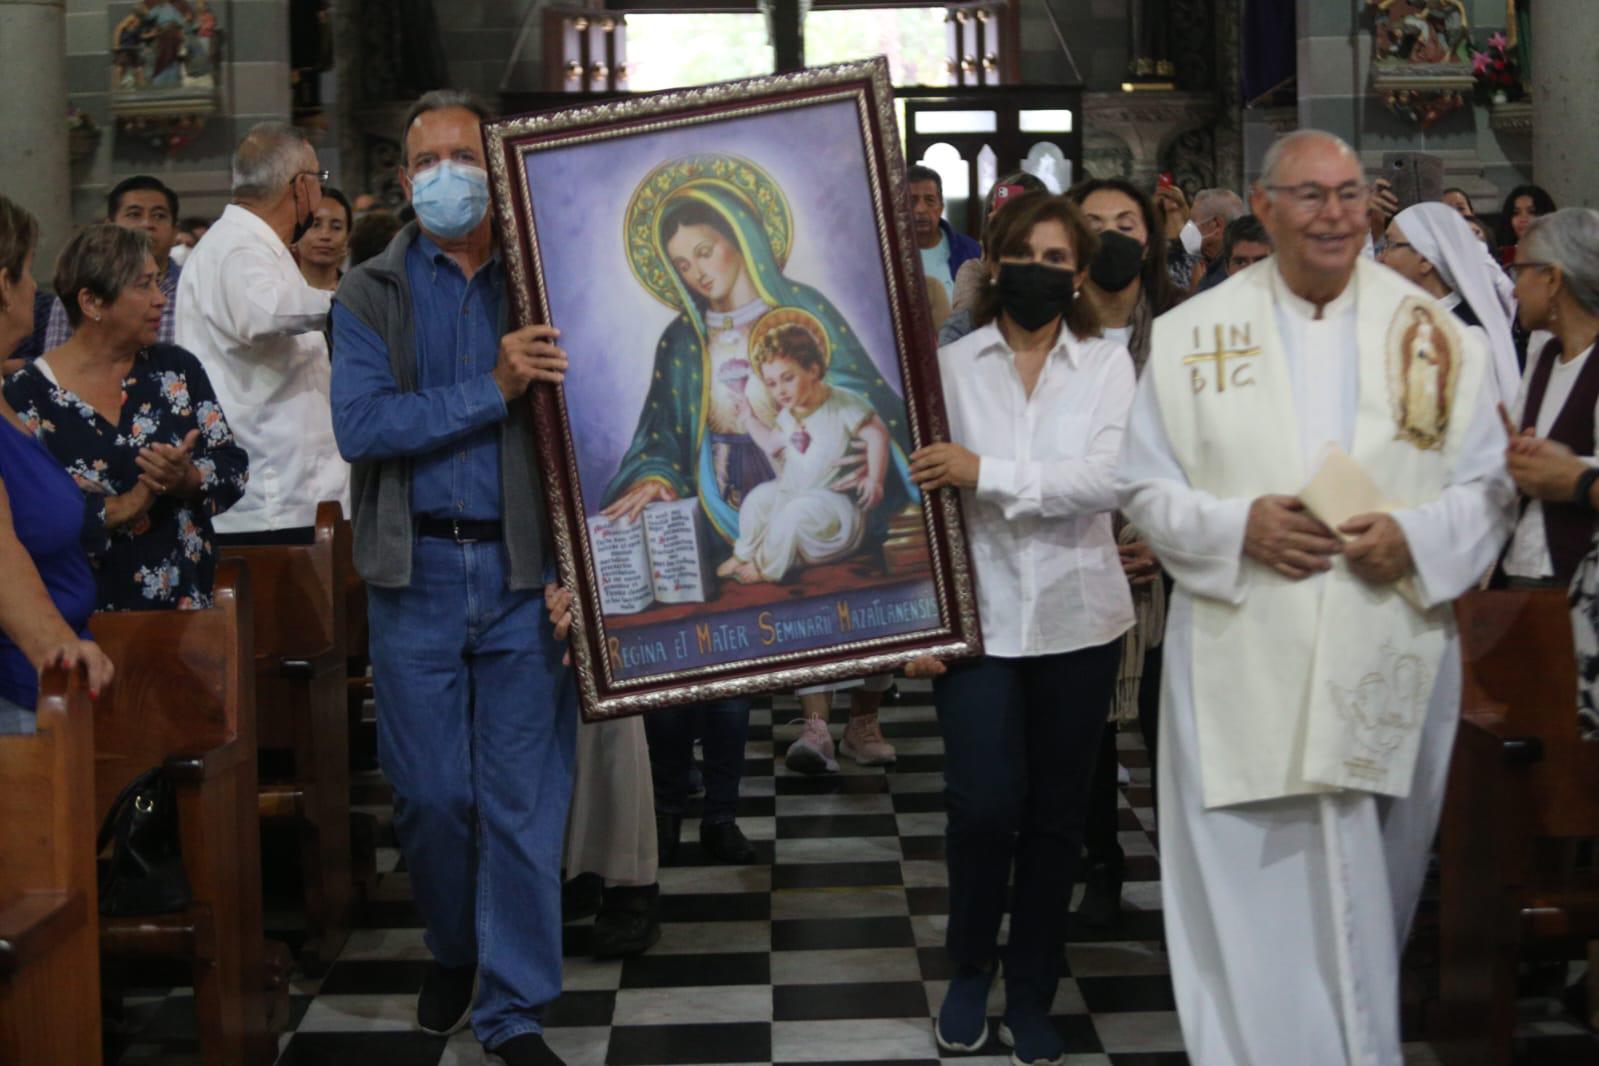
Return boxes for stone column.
[333,0,363,201]
[1212,0,1245,192]
[1531,0,1599,208]
[0,0,69,279]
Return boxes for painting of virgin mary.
[488,60,982,714]
[599,154,916,556]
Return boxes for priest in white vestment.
[1115,130,1515,1066]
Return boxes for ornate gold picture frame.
[485,58,981,720]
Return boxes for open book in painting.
[586,498,716,615]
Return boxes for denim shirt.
[330,233,506,521]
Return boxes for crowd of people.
[1,90,1596,1066]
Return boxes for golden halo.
[749,307,831,375]
[624,154,793,310]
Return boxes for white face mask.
[1179,218,1203,257]
[410,160,491,240]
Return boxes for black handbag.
[95,768,192,916]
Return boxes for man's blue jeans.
[367,538,577,1048]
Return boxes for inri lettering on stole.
[1183,323,1262,394]
[1384,297,1461,451]
[1327,640,1430,782]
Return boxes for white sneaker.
[785,716,839,774]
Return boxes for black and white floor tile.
[103,683,1597,1066]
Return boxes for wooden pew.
[0,665,101,1065]
[221,501,353,965]
[90,560,274,1066]
[1438,588,1599,1065]
[340,519,381,903]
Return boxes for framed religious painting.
[485,57,981,720]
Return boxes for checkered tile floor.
[103,682,1597,1065]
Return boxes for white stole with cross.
[1148,257,1487,808]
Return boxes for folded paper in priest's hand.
[1298,444,1426,611]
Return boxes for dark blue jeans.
[934,642,1120,1008]
[645,699,751,826]
[367,539,577,1047]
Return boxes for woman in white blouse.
[907,192,1136,1066]
[1501,208,1599,588]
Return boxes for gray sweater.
[331,223,549,589]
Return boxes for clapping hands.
[136,428,201,497]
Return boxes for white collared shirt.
[1505,342,1599,578]
[937,321,1137,658]
[175,204,349,533]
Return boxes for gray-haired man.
[176,121,349,543]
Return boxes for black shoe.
[699,820,757,865]
[561,872,604,924]
[1073,860,1124,930]
[656,813,683,867]
[416,960,476,1035]
[488,1031,566,1066]
[591,885,661,958]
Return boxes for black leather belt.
[417,517,502,543]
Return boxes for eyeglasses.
[1264,181,1371,215]
[1383,240,1417,254]
[1508,261,1553,281]
[298,169,331,186]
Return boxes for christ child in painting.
[717,309,890,584]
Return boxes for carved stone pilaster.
[334,0,364,210]
[1083,90,1217,191]
[1211,0,1244,192]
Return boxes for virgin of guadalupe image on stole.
[488,62,980,717]
[1387,298,1460,450]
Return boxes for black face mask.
[996,262,1076,331]
[1090,230,1145,292]
[290,181,316,245]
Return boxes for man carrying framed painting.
[329,90,576,1066]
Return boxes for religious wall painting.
[1385,297,1461,451]
[111,1,222,92]
[109,0,225,151]
[1365,0,1474,129]
[485,59,981,719]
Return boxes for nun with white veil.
[1378,201,1522,405]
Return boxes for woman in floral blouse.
[4,225,248,611]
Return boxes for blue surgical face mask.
[409,160,490,239]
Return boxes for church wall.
[53,1,1543,229]
[1255,0,1532,214]
[58,0,1137,224]
[63,0,295,226]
